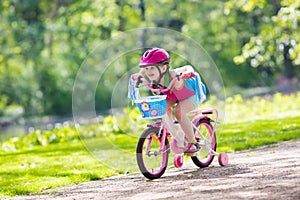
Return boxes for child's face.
[144,65,167,82]
[144,66,160,81]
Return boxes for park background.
[0,0,300,197]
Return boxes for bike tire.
[136,127,170,179]
[191,119,217,168]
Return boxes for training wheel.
[174,154,184,168]
[218,152,229,166]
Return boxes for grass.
[218,116,300,152]
[0,140,117,197]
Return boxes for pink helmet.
[139,48,170,67]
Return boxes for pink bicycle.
[130,75,228,180]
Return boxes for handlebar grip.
[176,73,182,81]
[179,72,195,80]
[135,76,143,88]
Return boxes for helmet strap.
[152,65,169,85]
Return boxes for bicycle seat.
[202,111,213,114]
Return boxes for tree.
[226,0,300,79]
[2,0,298,119]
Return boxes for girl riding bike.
[132,48,206,153]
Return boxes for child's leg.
[166,99,176,122]
[165,99,185,147]
[174,99,196,143]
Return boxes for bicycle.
[129,74,228,180]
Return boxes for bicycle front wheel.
[136,127,170,179]
[191,119,217,168]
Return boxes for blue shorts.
[187,94,200,108]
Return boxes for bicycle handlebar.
[135,72,195,93]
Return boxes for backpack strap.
[194,72,206,103]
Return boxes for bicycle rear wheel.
[191,119,216,168]
[136,127,170,179]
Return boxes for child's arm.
[174,65,195,79]
[174,65,195,74]
[167,65,194,91]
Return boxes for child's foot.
[184,142,200,153]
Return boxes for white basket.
[134,95,167,119]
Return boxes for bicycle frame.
[191,108,219,156]
[146,107,219,157]
[190,108,219,132]
[145,116,169,153]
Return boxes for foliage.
[221,92,300,123]
[226,0,300,78]
[1,92,300,152]
[1,0,299,118]
[1,127,79,152]
[0,107,145,152]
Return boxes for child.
[133,48,206,153]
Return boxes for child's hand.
[131,73,144,88]
[131,69,145,80]
[182,72,195,80]
[131,73,143,80]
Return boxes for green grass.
[218,116,300,152]
[0,140,117,197]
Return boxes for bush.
[1,92,300,152]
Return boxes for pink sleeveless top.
[163,78,196,101]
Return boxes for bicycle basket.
[134,95,167,119]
